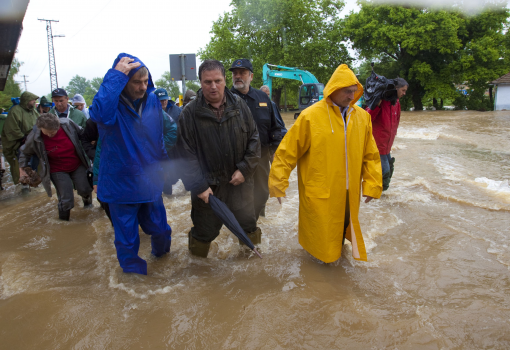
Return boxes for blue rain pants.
[109,196,171,275]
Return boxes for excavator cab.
[298,83,324,110]
[295,83,324,118]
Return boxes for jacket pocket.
[305,186,330,198]
[234,122,249,157]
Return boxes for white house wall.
[495,85,510,110]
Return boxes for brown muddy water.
[1,110,510,349]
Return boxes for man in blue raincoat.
[90,53,172,275]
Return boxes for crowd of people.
[0,53,407,275]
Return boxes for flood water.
[1,110,510,349]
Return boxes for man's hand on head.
[114,57,141,75]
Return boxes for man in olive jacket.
[1,91,39,184]
[49,88,87,128]
[176,60,261,258]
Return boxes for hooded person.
[1,91,39,184]
[37,96,52,114]
[182,89,196,108]
[71,94,90,119]
[89,53,172,275]
[268,64,383,263]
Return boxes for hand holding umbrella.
[208,194,262,259]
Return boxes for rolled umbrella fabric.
[208,194,262,258]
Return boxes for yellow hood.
[323,64,363,106]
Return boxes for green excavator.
[262,63,324,119]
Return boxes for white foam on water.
[108,275,186,299]
[282,281,297,292]
[391,143,407,151]
[475,177,510,195]
[397,126,444,140]
[20,236,52,250]
[404,176,510,211]
[0,253,50,299]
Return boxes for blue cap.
[229,58,253,72]
[51,88,68,97]
[154,88,170,100]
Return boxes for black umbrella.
[208,194,262,259]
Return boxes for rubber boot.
[382,171,391,191]
[83,196,93,208]
[382,157,396,191]
[239,227,262,246]
[59,209,71,221]
[188,231,211,258]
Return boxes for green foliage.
[344,1,510,111]
[185,80,201,93]
[83,77,103,106]
[63,75,89,97]
[60,75,103,106]
[0,58,23,110]
[155,71,181,99]
[198,0,351,106]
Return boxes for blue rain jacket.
[90,53,168,203]
[162,111,177,153]
[165,101,182,124]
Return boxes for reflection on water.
[1,110,510,349]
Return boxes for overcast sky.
[15,0,360,97]
[15,0,509,97]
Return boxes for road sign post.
[169,54,197,100]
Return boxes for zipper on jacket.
[387,103,395,153]
[344,107,353,190]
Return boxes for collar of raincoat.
[19,91,39,111]
[111,53,156,95]
[323,64,363,108]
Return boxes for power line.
[30,61,48,85]
[69,0,115,39]
[38,19,65,92]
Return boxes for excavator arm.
[263,63,324,118]
[263,64,320,96]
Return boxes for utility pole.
[180,54,187,96]
[38,19,64,92]
[21,75,29,91]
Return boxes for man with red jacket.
[366,78,408,191]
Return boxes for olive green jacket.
[49,104,87,128]
[0,91,39,153]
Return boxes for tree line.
[3,0,508,112]
[199,0,510,111]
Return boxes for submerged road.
[1,110,509,349]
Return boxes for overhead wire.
[68,0,115,39]
[29,61,48,85]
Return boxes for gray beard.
[234,81,246,90]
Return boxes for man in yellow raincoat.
[268,64,382,263]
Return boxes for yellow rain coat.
[268,64,382,262]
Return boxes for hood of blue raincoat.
[111,53,155,95]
